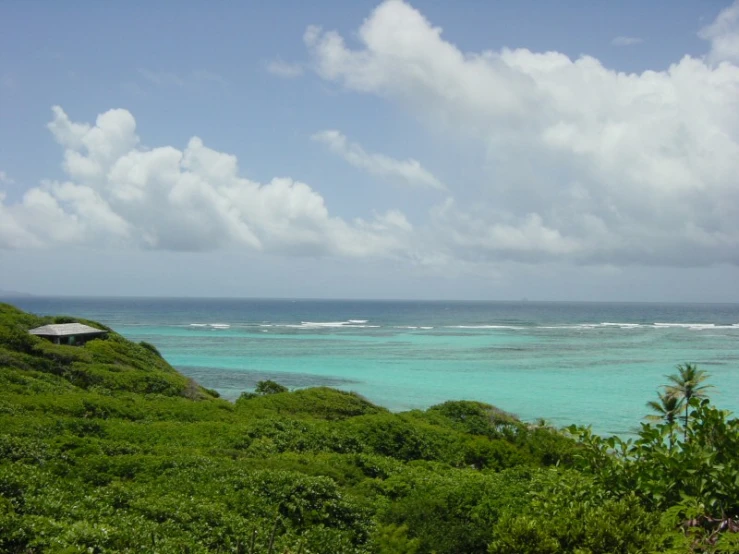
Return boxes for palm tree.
[666,363,712,441]
[646,389,683,449]
[646,390,683,426]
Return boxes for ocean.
[8,297,739,436]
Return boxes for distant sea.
[8,297,739,436]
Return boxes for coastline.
[7,296,739,436]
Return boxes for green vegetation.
[667,363,713,441]
[255,380,289,396]
[1,302,738,552]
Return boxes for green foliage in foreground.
[572,369,739,552]
[0,302,738,552]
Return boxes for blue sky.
[1,0,739,301]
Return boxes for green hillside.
[1,303,737,553]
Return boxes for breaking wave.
[185,321,739,332]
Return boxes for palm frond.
[645,390,683,424]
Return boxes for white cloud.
[700,0,739,64]
[0,193,41,249]
[430,199,582,262]
[5,2,739,273]
[304,0,739,266]
[266,59,305,78]
[611,36,643,46]
[0,106,412,258]
[311,129,446,190]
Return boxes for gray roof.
[29,323,107,337]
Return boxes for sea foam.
[447,325,523,330]
[264,320,379,329]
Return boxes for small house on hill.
[28,323,107,346]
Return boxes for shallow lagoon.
[12,297,739,435]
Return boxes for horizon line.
[2,293,738,306]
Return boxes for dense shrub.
[4,304,731,552]
[255,379,288,395]
[138,340,163,357]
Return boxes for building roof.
[29,323,107,337]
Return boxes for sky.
[1,0,739,301]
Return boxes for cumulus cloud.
[4,2,739,272]
[611,36,643,46]
[0,106,412,257]
[266,59,305,78]
[303,0,739,266]
[311,129,446,190]
[700,0,739,64]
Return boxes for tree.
[645,390,682,426]
[572,385,739,549]
[646,390,682,449]
[255,380,288,395]
[665,363,712,441]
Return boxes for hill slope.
[0,303,685,553]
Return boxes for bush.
[489,481,674,554]
[237,391,258,402]
[255,380,288,395]
[139,341,162,357]
[3,305,731,553]
[238,387,386,420]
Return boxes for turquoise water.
[10,297,739,435]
